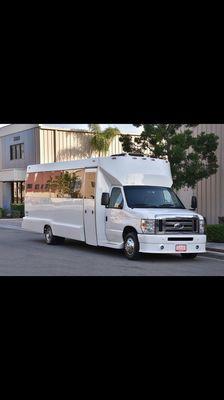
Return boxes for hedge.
[206,224,224,243]
[11,204,25,218]
[0,208,3,218]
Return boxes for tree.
[119,124,219,190]
[89,124,120,156]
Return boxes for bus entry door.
[84,169,97,245]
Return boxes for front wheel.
[181,253,198,259]
[124,232,140,260]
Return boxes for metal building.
[177,124,224,224]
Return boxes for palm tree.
[89,124,120,157]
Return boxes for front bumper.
[138,234,206,254]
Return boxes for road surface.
[0,222,223,276]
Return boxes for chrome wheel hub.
[125,238,135,255]
[46,229,51,242]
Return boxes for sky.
[0,124,142,134]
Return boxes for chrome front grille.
[156,216,199,234]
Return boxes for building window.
[11,182,25,204]
[10,143,24,160]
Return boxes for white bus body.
[22,154,206,259]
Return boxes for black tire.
[44,226,57,245]
[181,253,198,259]
[124,231,140,260]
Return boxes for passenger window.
[70,170,84,199]
[84,171,96,199]
[109,188,123,209]
[43,169,84,199]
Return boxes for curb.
[206,247,224,254]
[202,251,224,260]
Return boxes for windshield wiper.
[159,204,176,208]
[129,204,159,208]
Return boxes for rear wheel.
[181,253,198,259]
[44,226,58,245]
[124,231,140,260]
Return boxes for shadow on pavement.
[27,235,191,263]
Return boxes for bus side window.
[84,172,96,199]
[108,188,123,209]
[70,170,84,198]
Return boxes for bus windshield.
[123,186,185,209]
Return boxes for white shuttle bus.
[22,153,206,260]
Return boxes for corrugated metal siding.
[179,124,224,224]
[39,129,55,164]
[34,127,40,164]
[40,129,126,164]
[0,137,3,207]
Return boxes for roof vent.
[110,153,127,157]
[128,153,145,157]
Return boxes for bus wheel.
[124,231,140,260]
[44,226,56,245]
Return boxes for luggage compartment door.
[84,169,97,245]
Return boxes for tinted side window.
[109,188,123,209]
[26,170,85,199]
[70,170,84,198]
[48,169,84,199]
[84,171,96,199]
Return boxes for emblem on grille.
[174,223,184,229]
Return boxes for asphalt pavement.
[0,221,223,276]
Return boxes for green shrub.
[11,204,24,218]
[206,224,224,243]
[11,210,22,218]
[0,208,3,218]
[2,209,11,218]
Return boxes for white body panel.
[22,155,206,255]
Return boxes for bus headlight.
[141,219,155,234]
[199,217,205,234]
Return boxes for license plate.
[175,244,187,252]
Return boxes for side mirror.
[101,192,110,206]
[191,195,197,210]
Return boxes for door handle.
[105,216,108,222]
[85,210,87,214]
[92,210,94,214]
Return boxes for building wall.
[39,129,127,164]
[178,124,224,224]
[0,126,40,209]
[2,128,38,169]
[0,136,3,208]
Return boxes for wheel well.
[123,226,138,240]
